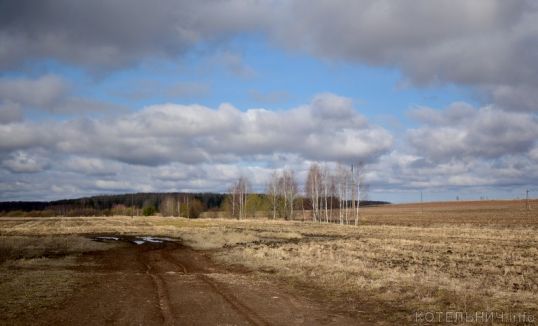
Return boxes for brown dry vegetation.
[0,235,117,321]
[0,199,537,324]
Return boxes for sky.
[1,0,537,203]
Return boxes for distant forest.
[0,192,389,218]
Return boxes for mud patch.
[91,235,178,245]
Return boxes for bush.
[142,205,156,216]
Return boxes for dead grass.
[0,235,118,323]
[0,269,78,321]
[0,200,537,324]
[213,220,538,323]
[0,235,113,263]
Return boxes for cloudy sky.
[1,0,537,202]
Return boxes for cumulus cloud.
[271,0,538,111]
[368,147,538,194]
[0,75,69,108]
[0,93,392,166]
[408,103,538,160]
[63,157,122,176]
[0,0,266,70]
[0,75,128,114]
[2,150,48,173]
[359,103,538,195]
[2,1,537,110]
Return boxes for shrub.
[142,205,156,216]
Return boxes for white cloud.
[0,75,68,108]
[2,151,48,173]
[0,75,128,115]
[94,180,132,191]
[63,157,122,176]
[2,1,537,111]
[0,94,392,166]
[408,104,538,160]
[269,0,538,111]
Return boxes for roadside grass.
[0,235,112,263]
[0,235,117,322]
[214,223,538,321]
[0,269,78,321]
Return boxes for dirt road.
[33,239,358,325]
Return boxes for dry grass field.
[1,199,537,324]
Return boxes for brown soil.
[27,240,361,325]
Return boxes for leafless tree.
[321,165,329,222]
[266,171,279,219]
[306,163,322,222]
[160,195,176,217]
[280,169,298,220]
[230,176,250,219]
[335,163,348,224]
[351,162,364,226]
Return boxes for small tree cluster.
[228,176,249,219]
[224,163,366,223]
[266,169,298,220]
[307,162,364,225]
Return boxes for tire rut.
[138,246,175,326]
[160,243,271,326]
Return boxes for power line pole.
[131,193,134,218]
[420,191,423,214]
[526,189,530,210]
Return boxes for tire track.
[160,248,187,274]
[197,273,271,326]
[160,243,271,326]
[138,246,175,326]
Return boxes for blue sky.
[1,1,537,202]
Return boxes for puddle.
[91,235,177,245]
[94,236,120,241]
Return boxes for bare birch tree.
[160,196,176,217]
[352,162,364,226]
[306,163,322,222]
[228,176,249,219]
[266,171,279,220]
[281,169,298,220]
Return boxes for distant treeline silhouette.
[0,192,389,218]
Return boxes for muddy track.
[31,239,360,325]
[139,246,175,325]
[196,273,270,326]
[159,244,270,326]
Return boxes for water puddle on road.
[92,235,177,245]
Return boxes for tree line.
[0,193,225,218]
[1,163,388,219]
[225,162,373,224]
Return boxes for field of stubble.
[1,199,537,324]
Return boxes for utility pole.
[526,189,530,210]
[420,191,423,214]
[131,193,134,218]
